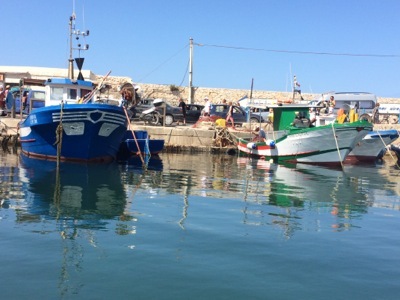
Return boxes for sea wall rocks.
[100,75,400,106]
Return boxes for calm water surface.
[1,149,400,299]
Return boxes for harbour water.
[1,149,400,299]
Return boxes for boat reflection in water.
[17,154,163,297]
[19,154,163,220]
[236,157,399,237]
[19,155,128,221]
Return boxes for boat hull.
[237,122,372,165]
[124,139,164,155]
[117,130,165,160]
[345,129,399,163]
[19,104,128,162]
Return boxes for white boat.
[308,92,399,163]
[345,129,399,163]
[236,104,372,166]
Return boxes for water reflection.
[235,157,400,237]
[18,155,127,222]
[1,151,400,298]
[2,152,399,237]
[9,154,166,297]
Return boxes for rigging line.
[196,43,400,58]
[136,44,189,83]
[82,1,87,44]
[178,58,190,87]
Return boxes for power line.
[137,44,189,83]
[195,43,400,58]
[179,58,189,87]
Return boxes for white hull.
[238,124,371,165]
[346,129,399,162]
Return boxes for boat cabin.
[268,104,312,130]
[44,78,94,106]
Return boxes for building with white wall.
[0,66,96,88]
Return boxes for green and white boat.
[237,104,372,166]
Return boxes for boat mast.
[67,1,90,80]
[67,12,76,79]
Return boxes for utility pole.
[188,37,193,104]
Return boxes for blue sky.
[2,0,400,98]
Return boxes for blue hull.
[19,104,128,162]
[125,139,165,154]
[119,130,164,157]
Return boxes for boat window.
[31,91,45,100]
[50,87,64,101]
[81,89,92,98]
[67,88,78,100]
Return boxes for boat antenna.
[67,11,76,79]
[67,0,90,80]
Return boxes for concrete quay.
[0,116,250,152]
[128,123,252,153]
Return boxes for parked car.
[185,104,204,123]
[249,107,270,121]
[131,99,204,125]
[158,103,204,125]
[160,103,183,125]
[209,104,264,124]
[130,98,155,119]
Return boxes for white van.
[316,92,377,118]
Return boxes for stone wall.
[99,75,400,106]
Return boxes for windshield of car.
[233,107,243,114]
[214,105,227,113]
[139,99,154,106]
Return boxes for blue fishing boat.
[19,78,129,162]
[18,9,130,163]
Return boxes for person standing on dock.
[178,98,187,125]
[203,97,211,116]
[5,85,10,98]
[372,103,380,124]
[226,101,235,127]
[0,86,5,110]
[221,98,228,109]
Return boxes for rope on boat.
[54,101,65,169]
[226,129,242,143]
[193,128,203,145]
[377,130,400,168]
[53,160,62,212]
[167,128,173,145]
[82,70,112,104]
[0,120,19,134]
[331,123,344,170]
[123,106,146,167]
[212,127,236,147]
